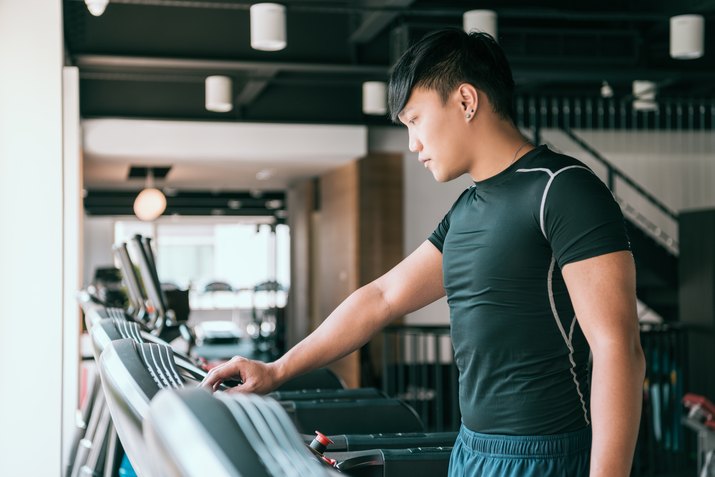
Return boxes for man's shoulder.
[522,146,589,175]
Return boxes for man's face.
[398,87,470,182]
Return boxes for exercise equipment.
[683,393,715,477]
[144,388,453,477]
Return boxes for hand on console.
[200,355,282,394]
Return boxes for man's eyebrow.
[397,106,413,120]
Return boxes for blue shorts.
[448,424,591,477]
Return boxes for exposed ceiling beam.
[350,0,415,44]
[74,54,715,88]
[237,68,278,106]
[74,55,389,77]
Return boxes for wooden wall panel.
[286,179,314,349]
[358,153,404,284]
[358,153,404,384]
[290,153,403,388]
[318,162,360,387]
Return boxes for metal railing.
[382,323,693,475]
[561,128,680,255]
[382,325,459,432]
[513,95,712,256]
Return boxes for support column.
[0,1,66,475]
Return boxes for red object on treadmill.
[308,430,337,467]
[683,393,715,418]
[310,430,334,453]
[683,393,715,429]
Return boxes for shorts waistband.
[457,424,591,458]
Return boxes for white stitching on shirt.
[548,257,591,425]
[519,164,593,427]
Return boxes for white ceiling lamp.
[600,81,614,98]
[85,0,109,16]
[133,169,167,221]
[632,80,658,111]
[250,3,287,52]
[362,81,387,115]
[463,10,497,40]
[205,76,233,113]
[670,14,705,60]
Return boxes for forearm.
[270,281,393,385]
[589,341,646,477]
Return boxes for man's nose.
[408,133,422,153]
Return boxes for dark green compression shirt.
[428,145,631,435]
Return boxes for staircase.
[624,220,679,320]
[551,128,680,321]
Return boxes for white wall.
[542,128,715,252]
[368,126,472,324]
[0,1,65,475]
[84,216,117,287]
[572,129,715,212]
[62,66,83,471]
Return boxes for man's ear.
[457,83,479,120]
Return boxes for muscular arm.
[562,250,645,477]
[202,240,445,393]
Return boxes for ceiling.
[65,0,715,216]
[64,0,715,125]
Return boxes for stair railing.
[561,128,679,255]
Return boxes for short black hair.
[388,28,515,123]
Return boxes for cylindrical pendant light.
[463,10,497,40]
[205,76,233,113]
[632,80,657,111]
[250,3,287,51]
[670,14,705,59]
[362,81,387,115]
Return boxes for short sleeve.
[428,207,452,252]
[543,167,631,268]
[428,187,476,253]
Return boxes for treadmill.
[129,235,178,338]
[129,234,250,358]
[144,388,453,477]
[113,242,149,324]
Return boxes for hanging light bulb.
[250,3,287,51]
[463,10,497,39]
[133,168,167,221]
[85,0,109,16]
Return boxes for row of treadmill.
[68,234,457,477]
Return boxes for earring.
[466,108,475,119]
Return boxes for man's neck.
[468,121,533,182]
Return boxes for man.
[202,28,645,476]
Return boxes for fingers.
[200,356,245,392]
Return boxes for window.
[114,217,289,310]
